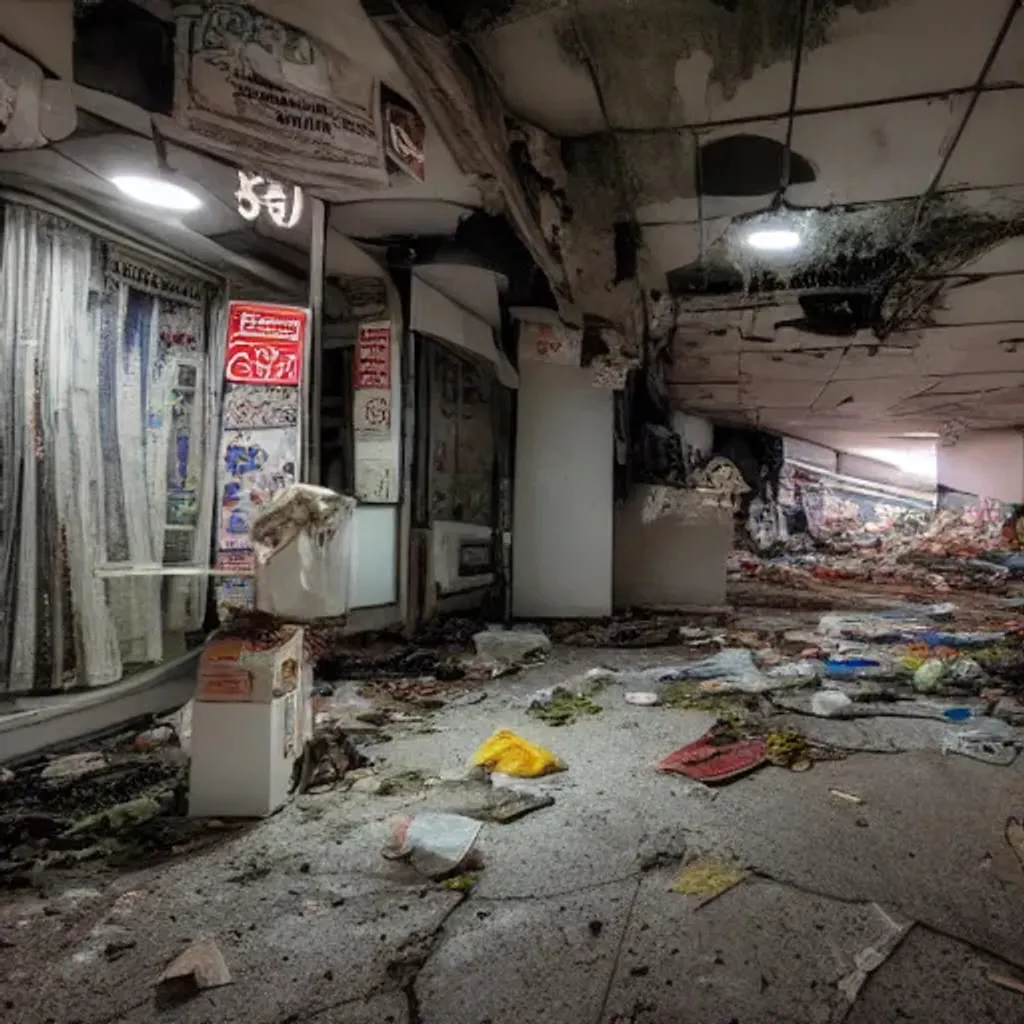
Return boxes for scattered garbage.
[829,789,864,805]
[764,728,814,771]
[941,707,973,722]
[382,813,482,879]
[471,730,566,778]
[671,858,746,904]
[527,687,602,726]
[942,717,1019,765]
[472,628,551,664]
[810,690,854,718]
[625,692,661,706]
[600,648,816,697]
[912,659,949,693]
[441,873,478,892]
[156,937,233,1005]
[985,971,1024,997]
[657,729,767,784]
[40,752,109,781]
[836,904,912,1005]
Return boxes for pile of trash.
[592,603,1024,771]
[0,709,232,884]
[736,496,1024,595]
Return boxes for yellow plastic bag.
[471,729,566,778]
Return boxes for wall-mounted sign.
[353,321,392,442]
[225,301,308,387]
[235,170,304,228]
[174,2,387,187]
[354,321,392,390]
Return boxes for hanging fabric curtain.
[0,202,219,694]
[0,204,123,692]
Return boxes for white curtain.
[1,205,122,692]
[1,203,220,694]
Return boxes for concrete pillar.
[512,362,613,617]
[936,430,1024,503]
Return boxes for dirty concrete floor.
[3,645,1024,1024]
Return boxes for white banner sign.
[174,2,387,188]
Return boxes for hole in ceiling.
[699,134,815,196]
[74,0,174,114]
[775,292,878,337]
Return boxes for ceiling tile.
[474,15,606,135]
[830,347,920,380]
[958,237,1024,275]
[932,272,1024,324]
[939,90,1024,189]
[740,348,843,381]
[744,378,822,409]
[986,9,1024,87]
[796,0,1011,110]
[927,371,1024,394]
[785,95,970,205]
[668,349,740,383]
[668,382,741,408]
[812,377,928,413]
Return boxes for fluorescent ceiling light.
[111,174,202,212]
[902,431,939,439]
[745,228,801,252]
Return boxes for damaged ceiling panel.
[443,0,1024,432]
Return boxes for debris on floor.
[472,627,551,664]
[156,937,233,1005]
[986,971,1024,997]
[382,812,483,880]
[527,686,602,726]
[624,691,661,706]
[941,718,1019,765]
[657,729,767,784]
[471,730,566,778]
[829,789,865,805]
[836,904,913,1005]
[671,858,746,904]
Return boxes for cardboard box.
[196,626,304,703]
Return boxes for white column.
[513,362,613,617]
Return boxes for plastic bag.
[471,729,566,777]
[382,813,482,879]
[941,718,1018,765]
[912,658,948,693]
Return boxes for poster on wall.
[217,427,298,551]
[225,301,308,386]
[354,320,393,441]
[173,2,387,187]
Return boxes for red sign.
[225,301,308,386]
[355,322,392,390]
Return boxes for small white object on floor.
[625,692,661,706]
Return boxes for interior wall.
[937,430,1024,504]
[513,361,613,618]
[614,487,730,609]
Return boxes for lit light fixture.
[109,120,203,213]
[111,174,203,212]
[745,227,801,252]
[902,431,940,439]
